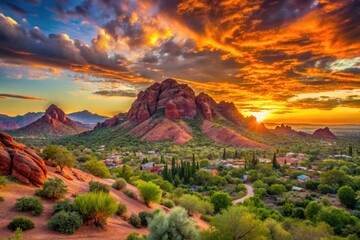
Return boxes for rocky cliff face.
[95,113,127,129]
[0,132,47,186]
[15,104,87,136]
[313,127,337,139]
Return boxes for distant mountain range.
[0,110,108,130]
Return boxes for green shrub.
[6,228,22,240]
[84,159,111,178]
[137,181,162,206]
[117,203,127,217]
[138,211,154,227]
[0,176,7,188]
[48,211,83,234]
[318,184,335,194]
[74,192,118,227]
[8,217,35,231]
[112,178,127,191]
[269,184,287,195]
[123,188,137,199]
[129,214,141,228]
[127,232,145,240]
[210,192,232,213]
[52,199,74,214]
[200,214,213,222]
[89,180,110,193]
[163,199,175,208]
[35,177,67,199]
[15,197,44,216]
[337,186,356,208]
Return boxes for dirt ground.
[0,167,168,240]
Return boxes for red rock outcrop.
[95,113,127,129]
[0,132,47,186]
[312,127,337,139]
[15,104,87,136]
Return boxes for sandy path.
[232,184,254,204]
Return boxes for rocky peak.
[195,93,217,121]
[313,127,337,139]
[44,104,67,123]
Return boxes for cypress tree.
[171,157,176,178]
[252,151,257,167]
[349,146,353,156]
[191,156,196,175]
[272,152,279,169]
[196,161,200,170]
[223,148,227,160]
[235,150,238,159]
[160,155,165,164]
[162,164,168,180]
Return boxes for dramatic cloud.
[93,89,137,98]
[288,95,360,110]
[0,93,47,100]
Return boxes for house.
[297,166,308,171]
[297,174,310,182]
[292,186,304,192]
[141,162,155,171]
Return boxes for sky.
[0,0,359,124]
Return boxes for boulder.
[0,132,47,186]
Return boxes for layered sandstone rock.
[313,127,337,139]
[0,132,47,186]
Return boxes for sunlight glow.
[251,111,271,123]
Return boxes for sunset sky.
[0,0,359,124]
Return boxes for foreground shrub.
[123,188,137,199]
[89,180,110,193]
[147,207,200,240]
[52,199,74,214]
[84,159,111,178]
[200,214,213,222]
[0,176,7,188]
[117,203,127,217]
[138,211,154,227]
[8,217,34,231]
[6,228,22,240]
[129,214,141,228]
[48,211,83,234]
[35,177,67,199]
[74,192,118,227]
[112,178,127,191]
[15,197,44,216]
[137,181,162,206]
[127,232,145,240]
[179,194,214,215]
[162,199,175,208]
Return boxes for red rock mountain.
[312,127,337,139]
[15,104,87,136]
[0,132,47,186]
[97,79,270,148]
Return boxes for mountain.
[312,127,337,139]
[0,132,47,186]
[95,78,270,148]
[68,110,108,125]
[0,112,43,130]
[13,104,87,136]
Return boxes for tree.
[137,181,162,206]
[201,206,269,240]
[54,148,75,172]
[74,192,118,227]
[191,154,196,175]
[317,206,353,235]
[179,194,214,215]
[84,159,111,178]
[223,148,227,160]
[305,201,322,221]
[162,164,169,180]
[269,184,286,195]
[337,186,356,208]
[35,177,67,199]
[115,165,133,181]
[349,146,353,156]
[272,153,279,169]
[147,207,200,240]
[194,170,213,186]
[320,169,351,187]
[211,191,232,213]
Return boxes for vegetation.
[137,181,162,206]
[117,203,127,217]
[89,180,110,193]
[42,145,75,171]
[15,197,44,216]
[210,191,232,213]
[179,194,214,215]
[48,211,83,234]
[84,159,111,178]
[337,185,356,208]
[8,217,34,231]
[36,177,67,199]
[138,211,154,227]
[112,178,127,191]
[129,214,142,228]
[74,192,118,227]
[0,176,7,188]
[52,199,75,214]
[147,207,200,240]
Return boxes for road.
[232,184,254,204]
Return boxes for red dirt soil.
[0,167,207,240]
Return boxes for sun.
[251,111,270,123]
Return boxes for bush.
[179,194,214,215]
[84,159,111,178]
[281,203,294,217]
[15,197,44,216]
[74,192,118,227]
[0,176,7,188]
[127,232,145,240]
[305,180,320,190]
[138,211,154,227]
[123,188,137,199]
[211,191,232,213]
[292,207,305,219]
[200,214,213,222]
[163,199,175,208]
[112,178,127,191]
[35,177,67,199]
[117,203,127,217]
[52,199,74,214]
[137,181,162,206]
[269,184,287,195]
[129,214,141,228]
[337,186,356,208]
[48,211,83,234]
[8,217,34,231]
[318,184,335,194]
[89,180,110,193]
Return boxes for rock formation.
[0,132,47,186]
[313,127,337,139]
